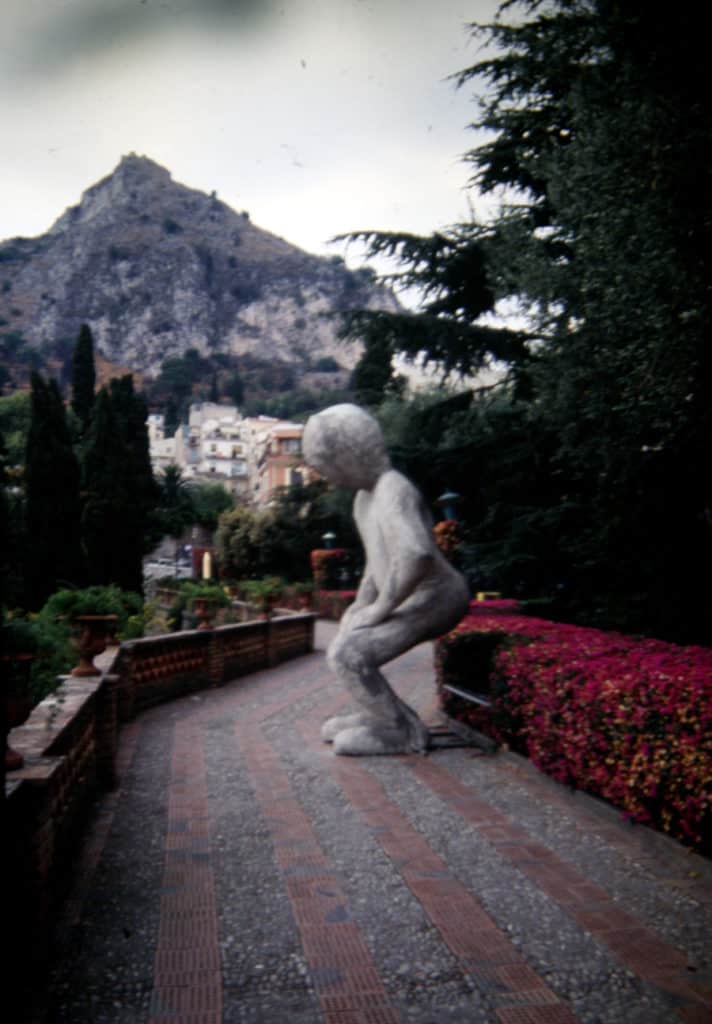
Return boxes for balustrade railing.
[3,612,315,1002]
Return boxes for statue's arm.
[340,492,379,626]
[350,478,434,628]
[341,571,378,626]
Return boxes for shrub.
[166,580,230,631]
[41,585,141,630]
[241,576,284,611]
[310,548,350,589]
[31,586,143,700]
[436,607,712,851]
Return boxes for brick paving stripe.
[407,754,710,1020]
[307,732,581,1022]
[235,714,404,1023]
[150,719,222,1024]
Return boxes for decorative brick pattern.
[149,720,222,1024]
[407,756,709,1021]
[235,717,403,1023]
[315,744,578,1019]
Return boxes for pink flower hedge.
[436,605,712,851]
[315,590,357,621]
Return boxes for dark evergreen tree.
[81,378,157,594]
[163,396,179,437]
[71,323,96,434]
[153,464,195,541]
[24,372,85,609]
[109,375,158,543]
[338,1,712,641]
[350,337,386,406]
[226,369,244,407]
[81,389,134,591]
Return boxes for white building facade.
[149,403,310,503]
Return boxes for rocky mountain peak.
[0,155,397,385]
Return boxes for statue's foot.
[332,720,429,757]
[321,712,376,743]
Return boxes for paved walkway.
[38,621,712,1024]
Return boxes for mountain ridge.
[0,154,396,387]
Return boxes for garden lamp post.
[436,489,462,521]
[322,531,336,550]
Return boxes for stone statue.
[302,403,470,755]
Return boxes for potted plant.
[41,586,140,676]
[293,581,314,611]
[242,576,284,619]
[172,581,230,631]
[1,617,39,771]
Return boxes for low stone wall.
[2,612,315,1005]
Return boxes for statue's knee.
[326,634,347,674]
[327,630,366,675]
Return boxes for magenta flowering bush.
[436,608,712,851]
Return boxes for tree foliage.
[152,464,194,540]
[0,390,31,466]
[349,334,405,407]
[71,323,96,434]
[341,1,712,642]
[215,481,357,583]
[24,372,85,608]
[188,481,234,531]
[82,377,157,594]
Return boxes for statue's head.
[303,404,390,490]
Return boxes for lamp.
[436,490,461,521]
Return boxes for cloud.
[6,0,280,78]
[1,0,502,251]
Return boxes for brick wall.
[2,613,315,1001]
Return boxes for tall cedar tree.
[24,372,85,608]
[339,1,712,642]
[71,323,96,434]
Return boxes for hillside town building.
[148,403,312,505]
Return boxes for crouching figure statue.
[302,403,469,756]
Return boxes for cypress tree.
[24,372,85,609]
[71,323,96,434]
[110,375,158,559]
[81,389,133,590]
[81,378,157,594]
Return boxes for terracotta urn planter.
[191,597,215,630]
[71,615,118,676]
[1,654,34,771]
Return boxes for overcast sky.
[1,0,501,267]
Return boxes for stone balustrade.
[2,612,315,995]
